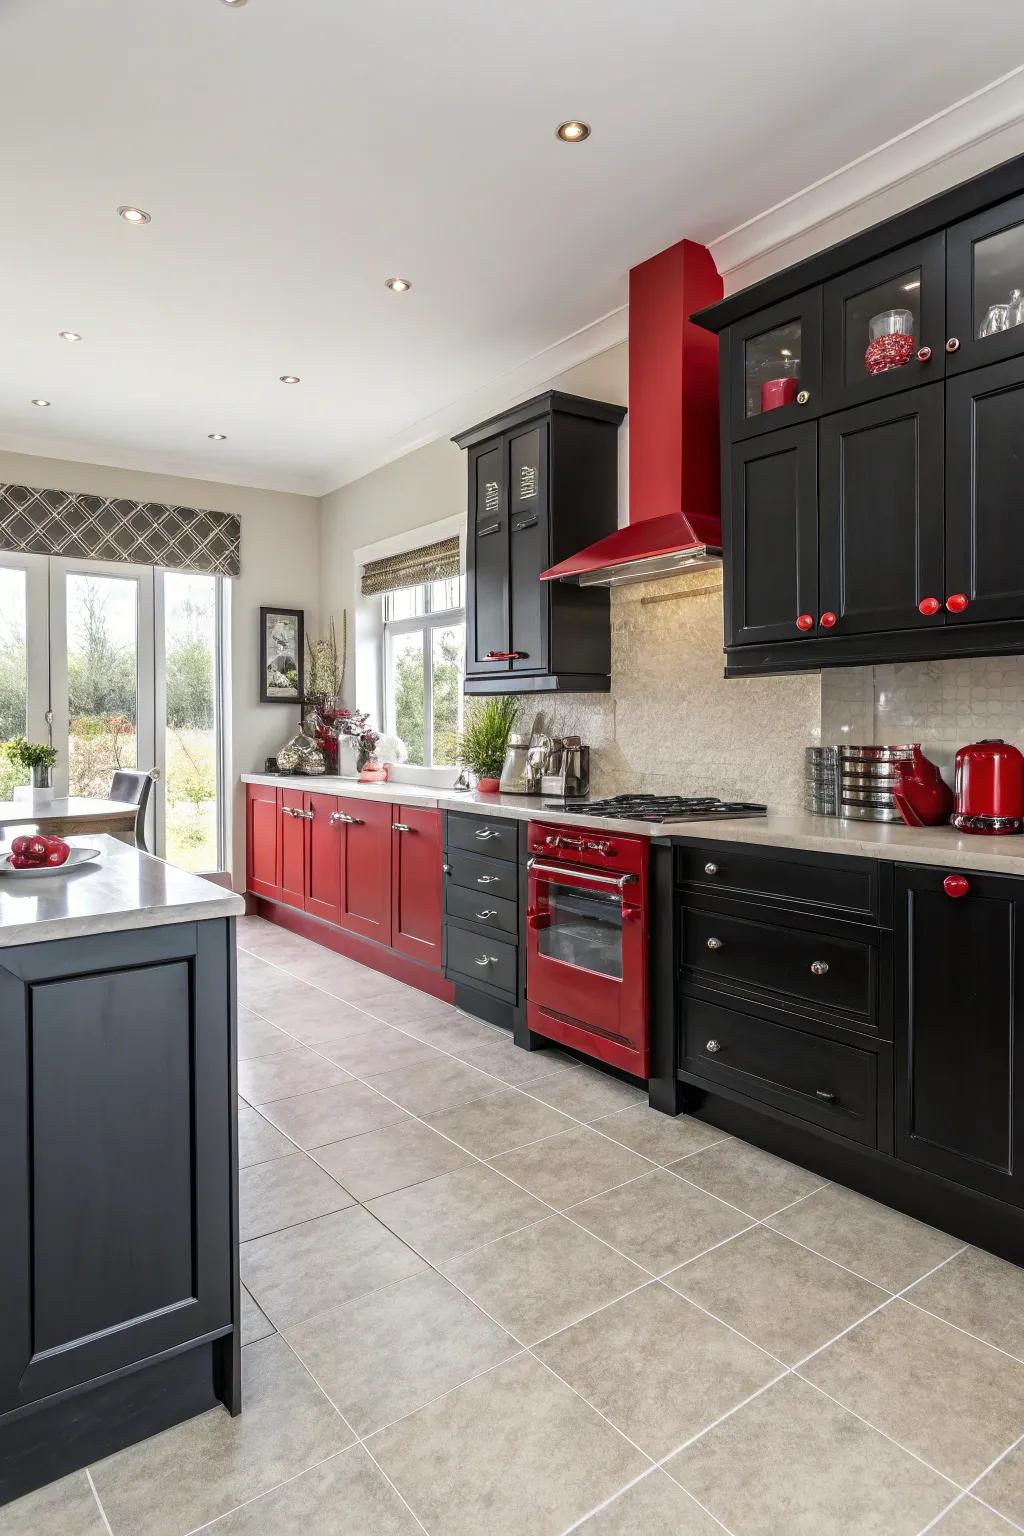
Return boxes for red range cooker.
[525,822,650,1077]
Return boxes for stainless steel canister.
[805,746,840,817]
[839,744,917,822]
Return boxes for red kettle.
[951,739,1024,835]
[891,746,953,827]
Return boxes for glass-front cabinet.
[947,191,1024,374]
[730,292,822,439]
[822,236,945,411]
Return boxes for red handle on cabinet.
[819,611,837,629]
[945,593,969,614]
[943,874,970,899]
[483,650,528,660]
[795,613,814,632]
[918,597,941,616]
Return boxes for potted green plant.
[456,695,519,793]
[3,736,58,792]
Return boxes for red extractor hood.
[541,238,723,587]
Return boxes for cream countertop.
[242,773,1024,876]
[0,834,244,948]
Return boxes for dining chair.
[108,769,155,852]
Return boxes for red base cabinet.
[305,791,343,925]
[338,799,392,945]
[392,806,443,965]
[278,789,307,910]
[246,782,280,900]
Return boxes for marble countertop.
[242,773,1024,875]
[0,835,245,948]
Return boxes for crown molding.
[320,303,629,496]
[711,66,1024,292]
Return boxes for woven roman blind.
[360,534,461,598]
[0,482,241,577]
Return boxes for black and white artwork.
[260,606,304,704]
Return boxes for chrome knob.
[705,1039,721,1054]
[796,389,810,405]
[945,337,960,353]
[810,960,829,976]
[704,862,719,876]
[706,936,723,951]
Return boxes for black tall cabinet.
[454,391,626,695]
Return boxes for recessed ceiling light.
[385,277,411,293]
[279,374,301,384]
[117,205,151,224]
[208,432,227,441]
[58,330,83,343]
[221,0,248,6]
[556,120,591,142]
[31,398,51,407]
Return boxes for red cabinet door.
[246,783,280,899]
[391,807,443,968]
[305,792,342,924]
[278,788,307,910]
[338,798,392,945]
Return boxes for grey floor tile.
[203,1445,422,1534]
[670,1137,825,1219]
[572,1469,726,1535]
[568,1167,751,1274]
[281,1003,412,1052]
[441,1215,648,1345]
[930,1498,1023,1534]
[453,1037,580,1087]
[664,1225,886,1365]
[237,1007,293,1061]
[239,1151,353,1242]
[368,1352,647,1536]
[424,1086,575,1158]
[259,1079,409,1149]
[359,988,469,1029]
[767,1182,962,1292]
[590,1104,729,1165]
[974,1443,1024,1528]
[394,1011,501,1053]
[287,1268,518,1436]
[490,1125,655,1210]
[365,1056,501,1116]
[237,1103,295,1168]
[90,1334,351,1536]
[799,1298,1024,1483]
[905,1246,1024,1361]
[315,1116,475,1201]
[525,1066,646,1122]
[238,1044,351,1106]
[241,1204,427,1328]
[240,1283,275,1345]
[316,1023,444,1076]
[536,1282,780,1459]
[665,1373,953,1536]
[0,1472,107,1536]
[367,1162,549,1264]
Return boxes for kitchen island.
[0,836,245,1507]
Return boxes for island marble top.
[0,834,244,948]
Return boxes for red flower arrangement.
[308,704,379,770]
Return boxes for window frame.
[383,577,465,768]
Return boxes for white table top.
[0,795,136,824]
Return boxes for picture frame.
[260,606,305,704]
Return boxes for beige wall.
[0,449,320,888]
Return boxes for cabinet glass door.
[730,291,821,439]
[466,441,510,675]
[823,236,944,411]
[948,191,1024,374]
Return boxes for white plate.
[0,845,102,878]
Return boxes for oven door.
[526,858,647,1074]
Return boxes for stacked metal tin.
[805,746,840,816]
[838,743,917,822]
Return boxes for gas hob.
[544,794,768,825]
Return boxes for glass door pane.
[66,572,140,795]
[431,621,465,767]
[163,572,220,872]
[0,566,28,799]
[538,882,624,978]
[844,269,921,383]
[744,320,802,420]
[387,629,425,765]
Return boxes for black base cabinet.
[442,811,527,1032]
[0,920,239,1507]
[650,840,1024,1267]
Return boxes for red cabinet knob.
[819,611,837,629]
[943,874,970,899]
[795,613,814,632]
[917,346,932,363]
[945,593,969,613]
[918,596,941,616]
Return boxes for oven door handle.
[527,858,637,890]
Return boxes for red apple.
[11,834,33,855]
[26,836,48,861]
[46,845,70,866]
[9,854,34,869]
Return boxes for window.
[384,575,465,766]
[0,564,29,798]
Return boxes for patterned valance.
[360,535,460,598]
[0,483,241,577]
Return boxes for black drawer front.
[682,907,874,1023]
[446,848,518,902]
[446,923,518,996]
[681,994,877,1147]
[445,884,518,936]
[675,843,880,923]
[447,813,518,863]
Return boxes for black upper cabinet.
[454,391,625,694]
[698,151,1024,675]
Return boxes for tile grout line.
[557,1464,741,1536]
[85,1467,115,1536]
[183,1447,368,1535]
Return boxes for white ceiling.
[2,0,1023,497]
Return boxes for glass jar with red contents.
[865,307,915,375]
